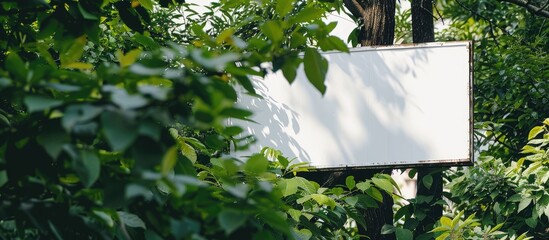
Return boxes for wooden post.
[302,1,396,239]
[411,0,444,236]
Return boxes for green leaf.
[518,197,532,213]
[372,177,394,194]
[292,228,312,240]
[180,142,197,164]
[525,216,537,228]
[218,210,248,235]
[277,155,289,168]
[60,36,87,66]
[342,206,366,230]
[138,0,154,11]
[287,208,301,221]
[508,194,522,202]
[0,113,9,127]
[78,3,98,20]
[331,187,344,196]
[281,57,301,84]
[431,226,449,233]
[93,210,114,228]
[5,52,27,80]
[62,104,103,132]
[118,211,146,229]
[408,169,417,178]
[280,178,299,197]
[63,62,93,70]
[261,21,283,43]
[0,171,8,188]
[294,176,317,194]
[345,176,355,190]
[115,2,144,33]
[125,184,153,200]
[395,228,413,240]
[118,49,142,68]
[381,224,396,234]
[37,128,68,159]
[528,126,544,140]
[245,154,269,175]
[394,204,410,221]
[365,187,383,202]
[225,183,249,199]
[0,77,12,88]
[111,89,149,110]
[303,48,327,94]
[356,181,371,191]
[276,0,294,17]
[318,36,349,52]
[311,194,335,208]
[355,194,378,208]
[101,111,138,151]
[24,95,63,113]
[161,146,178,175]
[344,196,358,206]
[440,216,452,227]
[422,174,433,189]
[134,33,160,49]
[73,149,101,187]
[291,7,324,23]
[435,232,450,240]
[220,107,253,120]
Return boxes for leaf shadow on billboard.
[233,43,471,169]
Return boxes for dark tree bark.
[411,0,435,43]
[411,0,443,237]
[343,0,395,45]
[301,1,396,239]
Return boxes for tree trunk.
[411,0,443,237]
[411,0,435,43]
[302,1,396,239]
[344,0,395,45]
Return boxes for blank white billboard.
[233,41,473,169]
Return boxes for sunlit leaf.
[118,49,142,68]
[137,0,154,10]
[276,0,294,17]
[372,177,394,194]
[528,126,544,140]
[245,154,269,175]
[161,146,178,175]
[303,48,327,94]
[180,142,197,164]
[291,6,324,23]
[346,176,356,190]
[261,21,283,43]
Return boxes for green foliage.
[437,0,549,158]
[0,0,360,239]
[444,120,549,239]
[430,211,532,240]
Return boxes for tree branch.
[343,0,367,19]
[499,0,549,18]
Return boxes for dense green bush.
[0,0,400,239]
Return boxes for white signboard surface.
[234,42,473,169]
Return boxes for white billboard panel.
[233,41,473,169]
